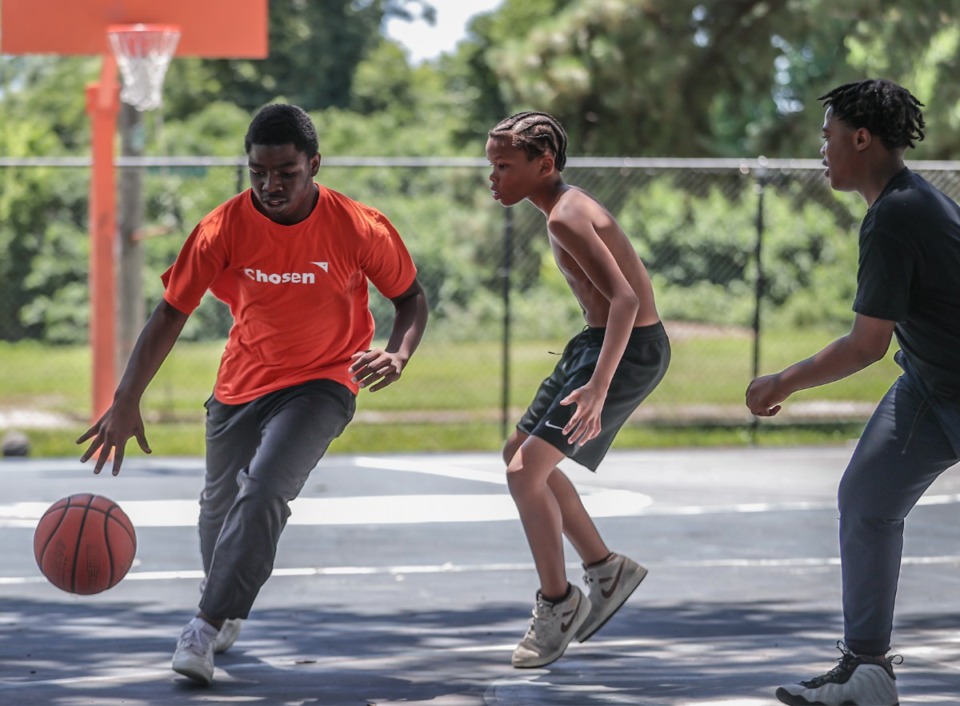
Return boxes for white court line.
[1,454,658,527]
[352,455,509,485]
[6,490,960,529]
[8,453,960,528]
[0,488,651,528]
[4,555,959,586]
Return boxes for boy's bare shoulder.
[549,186,614,231]
[550,187,605,222]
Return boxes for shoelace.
[805,653,858,686]
[523,598,562,640]
[804,641,902,687]
[180,621,213,653]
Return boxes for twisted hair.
[245,104,319,157]
[819,79,925,151]
[489,111,568,171]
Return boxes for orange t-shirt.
[161,185,417,404]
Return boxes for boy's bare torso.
[547,187,660,328]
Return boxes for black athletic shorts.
[517,322,670,471]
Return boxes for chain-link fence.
[4,156,958,446]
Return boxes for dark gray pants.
[197,379,355,620]
[839,355,960,655]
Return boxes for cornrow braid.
[819,79,925,151]
[489,111,569,171]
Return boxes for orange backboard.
[1,0,268,57]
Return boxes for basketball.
[33,493,137,595]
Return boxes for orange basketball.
[34,493,137,595]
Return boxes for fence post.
[117,102,145,376]
[500,207,514,439]
[236,162,246,195]
[750,163,768,444]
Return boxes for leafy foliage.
[2,0,959,346]
[478,0,960,158]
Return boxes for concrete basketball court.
[2,446,959,705]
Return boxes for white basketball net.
[107,24,181,112]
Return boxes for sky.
[384,0,505,64]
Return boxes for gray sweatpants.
[839,353,960,655]
[197,379,356,620]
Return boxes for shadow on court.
[4,593,960,705]
[4,449,960,705]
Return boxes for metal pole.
[236,162,246,195]
[500,208,514,439]
[117,102,145,375]
[750,168,767,443]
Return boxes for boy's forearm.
[385,288,429,363]
[779,335,884,395]
[591,295,639,391]
[115,302,188,404]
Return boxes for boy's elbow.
[618,290,640,314]
[854,339,890,367]
[865,346,888,366]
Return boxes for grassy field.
[0,327,900,458]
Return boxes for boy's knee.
[505,466,528,497]
[502,433,523,466]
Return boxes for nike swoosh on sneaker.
[600,562,625,600]
[559,594,582,632]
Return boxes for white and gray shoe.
[512,585,591,668]
[776,641,901,706]
[172,617,218,685]
[577,552,648,642]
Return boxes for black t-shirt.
[854,168,960,397]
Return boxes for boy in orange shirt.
[486,112,670,668]
[78,104,428,684]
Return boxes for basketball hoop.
[107,24,180,112]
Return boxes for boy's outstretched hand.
[77,401,151,476]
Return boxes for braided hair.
[819,79,925,151]
[489,111,569,171]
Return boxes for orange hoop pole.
[85,55,120,423]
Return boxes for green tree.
[164,0,435,114]
[469,0,960,158]
[0,59,93,341]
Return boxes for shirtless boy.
[486,111,670,668]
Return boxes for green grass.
[0,329,899,458]
[32,421,870,461]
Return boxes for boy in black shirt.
[746,79,960,706]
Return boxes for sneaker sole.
[774,688,815,706]
[775,686,899,706]
[172,658,213,685]
[576,565,648,643]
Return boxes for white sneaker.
[512,585,591,668]
[776,642,901,706]
[172,617,217,685]
[576,553,648,642]
[214,618,242,653]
